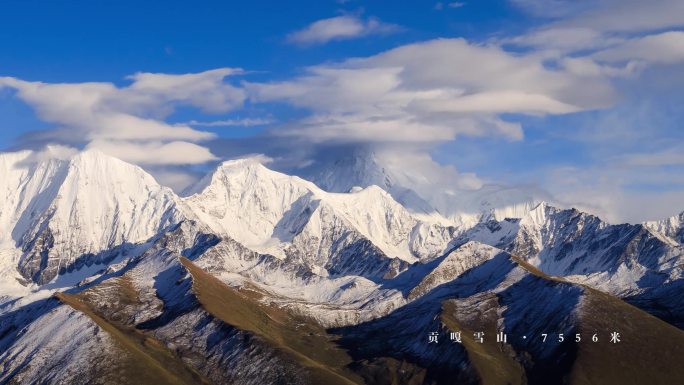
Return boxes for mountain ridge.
[1,149,684,384]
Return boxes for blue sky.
[0,1,520,81]
[1,0,684,223]
[0,0,532,142]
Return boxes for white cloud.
[594,31,684,65]
[409,90,580,114]
[286,15,401,45]
[147,168,201,192]
[505,27,620,53]
[274,113,523,143]
[554,0,684,33]
[435,2,466,10]
[0,68,244,166]
[546,163,684,223]
[511,0,684,32]
[376,146,483,190]
[185,117,274,127]
[506,1,684,65]
[125,68,245,113]
[86,140,218,166]
[18,144,80,165]
[511,29,684,73]
[620,146,684,167]
[364,39,615,108]
[248,38,615,144]
[509,0,590,18]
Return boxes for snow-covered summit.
[183,158,455,263]
[459,201,684,299]
[645,211,684,244]
[0,149,182,284]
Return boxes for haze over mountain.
[295,148,552,226]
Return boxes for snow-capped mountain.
[1,150,684,384]
[457,202,684,326]
[0,150,182,285]
[183,158,456,269]
[645,211,684,244]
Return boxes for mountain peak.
[182,157,455,262]
[521,200,552,226]
[217,156,270,171]
[72,147,108,161]
[1,149,181,284]
[305,148,392,193]
[185,156,313,198]
[644,210,684,244]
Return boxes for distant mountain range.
[1,149,683,384]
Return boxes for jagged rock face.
[17,225,56,284]
[645,211,684,244]
[408,242,503,300]
[508,207,667,277]
[459,202,684,325]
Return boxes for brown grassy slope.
[438,254,684,385]
[72,274,152,324]
[55,292,213,385]
[179,256,363,385]
[512,256,684,384]
[440,295,527,385]
[571,288,684,385]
